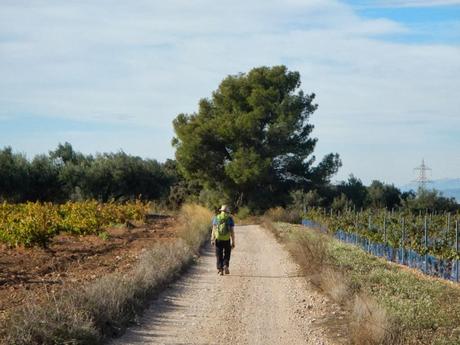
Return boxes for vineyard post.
[383,212,387,244]
[401,218,405,265]
[354,212,358,231]
[447,213,451,246]
[366,212,370,252]
[424,215,428,273]
[456,220,459,282]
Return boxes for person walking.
[211,205,235,275]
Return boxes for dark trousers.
[215,239,231,270]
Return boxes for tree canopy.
[402,188,459,212]
[336,175,368,209]
[172,66,341,210]
[0,143,178,204]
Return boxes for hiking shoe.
[217,269,223,275]
[224,266,230,275]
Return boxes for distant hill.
[401,178,460,202]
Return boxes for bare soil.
[0,216,177,323]
[111,225,344,345]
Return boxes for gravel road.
[111,225,340,345]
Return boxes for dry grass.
[176,204,212,250]
[1,204,212,345]
[3,291,98,345]
[263,218,403,345]
[287,231,351,304]
[350,294,387,345]
[80,240,195,338]
[321,268,350,304]
[261,216,282,240]
[265,207,302,224]
[287,231,327,275]
[350,294,405,345]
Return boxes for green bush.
[236,206,251,220]
[265,207,302,224]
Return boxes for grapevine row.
[0,200,150,247]
[305,208,460,260]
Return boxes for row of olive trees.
[0,143,180,203]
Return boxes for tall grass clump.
[350,294,394,345]
[286,230,353,305]
[265,207,302,224]
[1,204,212,345]
[177,204,213,250]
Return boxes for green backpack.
[215,213,231,240]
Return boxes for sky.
[0,0,459,186]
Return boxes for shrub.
[236,206,251,220]
[265,207,302,224]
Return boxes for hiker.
[211,205,235,275]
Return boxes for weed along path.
[111,225,339,345]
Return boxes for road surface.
[111,225,340,345]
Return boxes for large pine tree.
[172,65,341,210]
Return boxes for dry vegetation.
[263,216,402,345]
[263,212,460,345]
[0,204,212,345]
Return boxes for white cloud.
[0,0,459,183]
[374,0,460,7]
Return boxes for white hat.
[219,205,230,212]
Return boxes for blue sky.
[1,0,459,185]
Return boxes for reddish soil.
[0,216,178,322]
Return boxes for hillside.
[401,178,460,201]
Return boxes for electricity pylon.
[413,159,432,190]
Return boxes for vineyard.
[305,208,460,260]
[0,200,150,247]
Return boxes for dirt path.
[111,225,341,345]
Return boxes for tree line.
[1,143,456,213]
[0,143,178,204]
[291,175,459,213]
